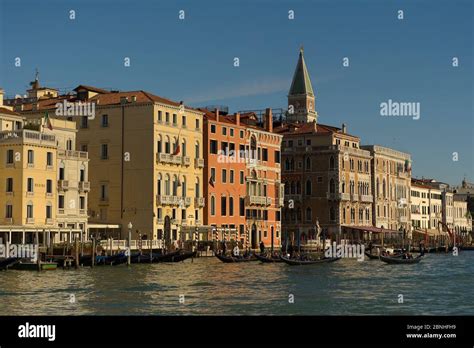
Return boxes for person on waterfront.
[259,241,265,254]
[222,241,227,255]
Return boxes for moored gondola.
[280,256,341,265]
[255,253,284,263]
[215,253,257,263]
[163,250,196,262]
[379,254,423,264]
[0,257,19,270]
[364,252,380,260]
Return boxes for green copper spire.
[289,47,314,96]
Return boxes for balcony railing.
[58,180,69,191]
[247,196,266,205]
[0,129,56,145]
[45,218,53,224]
[195,197,205,207]
[351,193,359,201]
[58,149,88,160]
[156,195,181,205]
[156,153,183,165]
[266,197,272,206]
[26,218,34,224]
[78,181,90,192]
[182,156,191,166]
[194,158,204,168]
[360,195,373,203]
[4,218,13,224]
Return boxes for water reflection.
[0,253,473,315]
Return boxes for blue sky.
[0,0,472,185]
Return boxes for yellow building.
[15,83,204,241]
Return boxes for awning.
[342,225,401,234]
[87,224,121,229]
[413,229,449,237]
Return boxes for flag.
[173,137,180,156]
[209,175,215,188]
[43,112,53,131]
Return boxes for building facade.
[203,108,283,249]
[361,145,411,232]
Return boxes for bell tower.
[287,47,317,124]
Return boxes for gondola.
[255,253,284,263]
[130,253,153,264]
[214,253,257,263]
[280,256,341,266]
[460,246,474,251]
[95,252,127,266]
[364,252,380,260]
[163,250,196,262]
[153,250,181,262]
[379,254,423,264]
[0,257,19,270]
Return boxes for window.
[210,196,216,215]
[101,144,108,159]
[46,152,53,166]
[210,168,216,182]
[229,197,234,216]
[46,179,52,193]
[100,184,108,201]
[210,140,218,154]
[173,114,177,125]
[6,178,13,192]
[222,169,227,183]
[211,124,216,133]
[27,178,34,192]
[165,112,170,123]
[6,204,13,218]
[157,110,162,122]
[80,196,85,210]
[221,141,228,154]
[81,144,88,152]
[275,150,280,164]
[306,179,312,195]
[239,130,244,138]
[6,149,14,164]
[27,150,34,164]
[222,127,227,136]
[182,115,186,127]
[230,170,234,184]
[239,171,244,184]
[58,195,65,209]
[221,196,227,216]
[101,114,109,127]
[27,204,33,218]
[306,207,312,222]
[262,148,268,161]
[195,141,200,159]
[66,139,73,151]
[239,197,245,216]
[81,116,88,128]
[195,119,200,129]
[230,128,234,137]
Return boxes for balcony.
[266,197,273,206]
[360,195,373,203]
[0,129,56,146]
[58,209,65,215]
[247,196,266,205]
[182,156,191,166]
[194,158,204,168]
[156,195,181,205]
[285,194,302,202]
[400,216,408,223]
[195,197,205,207]
[57,149,88,160]
[184,197,192,206]
[4,218,13,224]
[351,193,359,201]
[58,180,69,191]
[45,218,53,224]
[156,153,182,165]
[26,218,34,224]
[78,181,90,192]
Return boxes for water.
[0,252,473,315]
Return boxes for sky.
[0,0,472,185]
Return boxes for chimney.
[216,108,220,122]
[131,95,137,103]
[342,123,347,134]
[265,108,273,132]
[236,112,240,126]
[120,96,128,104]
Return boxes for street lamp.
[127,222,132,266]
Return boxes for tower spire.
[287,48,317,124]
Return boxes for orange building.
[203,108,283,250]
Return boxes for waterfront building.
[453,195,472,235]
[0,89,88,244]
[275,49,373,242]
[202,107,283,249]
[10,79,204,242]
[360,145,411,232]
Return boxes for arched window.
[250,135,257,159]
[172,175,178,195]
[285,159,290,171]
[210,195,216,215]
[195,141,200,159]
[173,137,179,155]
[290,158,294,170]
[165,174,170,195]
[182,138,186,157]
[79,164,86,182]
[306,207,312,222]
[383,179,386,198]
[296,181,301,194]
[330,207,336,221]
[165,136,170,154]
[157,174,162,195]
[342,182,345,193]
[290,182,295,194]
[305,157,311,171]
[195,177,200,197]
[329,179,335,194]
[66,139,73,151]
[181,175,186,196]
[157,135,162,153]
[284,182,289,194]
[329,156,335,170]
[306,179,312,195]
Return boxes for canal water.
[0,252,473,315]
